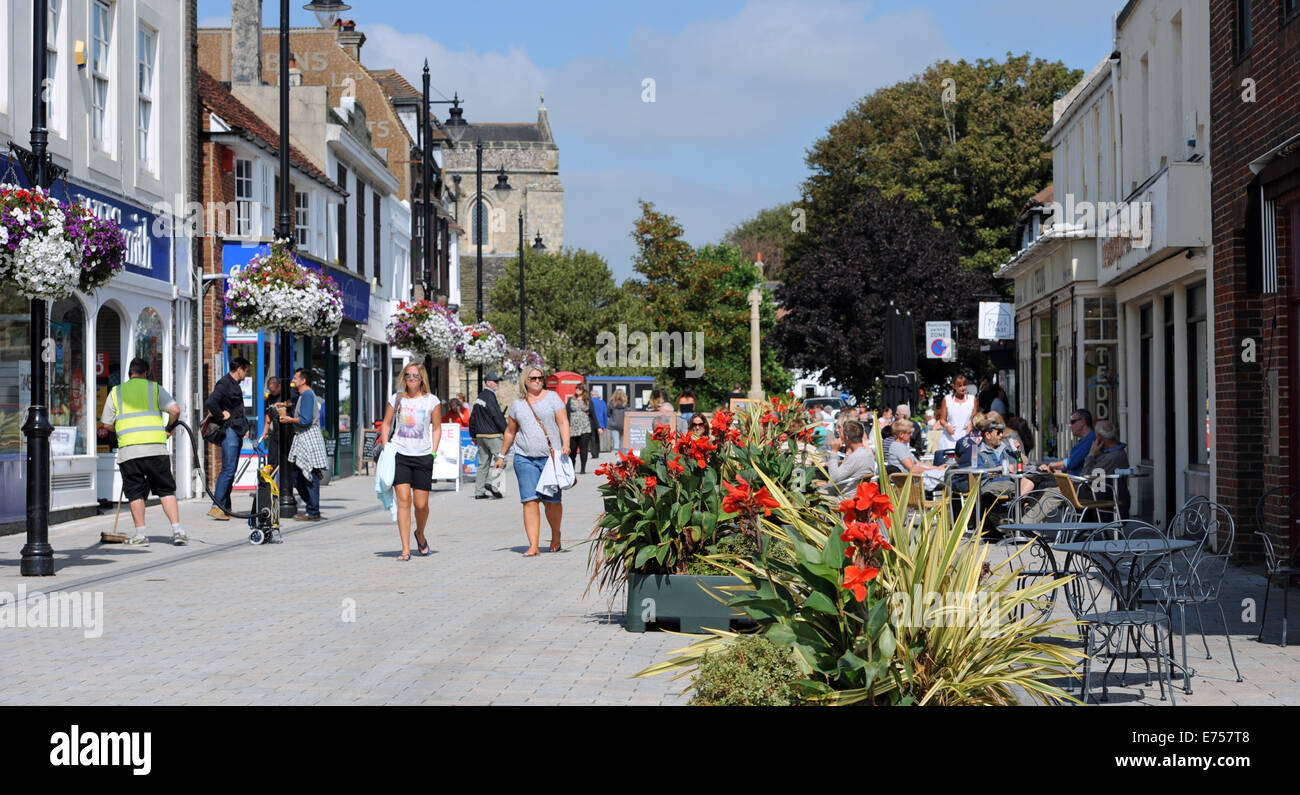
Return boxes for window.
[234,158,253,237]
[336,164,348,267]
[137,26,156,170]
[49,298,88,456]
[1082,298,1118,429]
[356,179,366,277]
[471,201,489,247]
[91,0,112,152]
[1037,315,1056,456]
[1139,305,1152,457]
[373,192,381,285]
[261,164,274,236]
[1187,284,1209,466]
[1237,0,1253,56]
[44,0,62,131]
[295,191,310,249]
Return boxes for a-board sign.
[431,423,462,481]
[362,429,379,461]
[729,398,759,413]
[624,411,671,451]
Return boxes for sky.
[198,0,1116,280]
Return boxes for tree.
[631,201,790,406]
[792,53,1081,277]
[486,247,637,374]
[770,193,991,398]
[725,202,798,282]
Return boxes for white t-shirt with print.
[388,392,441,457]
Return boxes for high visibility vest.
[112,378,168,447]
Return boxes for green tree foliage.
[630,201,791,407]
[771,193,991,397]
[725,202,797,282]
[793,53,1081,276]
[486,247,640,374]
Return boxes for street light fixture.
[274,0,298,519]
[303,0,350,28]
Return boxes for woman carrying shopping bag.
[378,363,442,560]
[496,367,570,556]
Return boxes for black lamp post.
[16,0,66,576]
[420,61,435,380]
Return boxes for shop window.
[134,307,164,385]
[0,293,29,457]
[49,298,88,455]
[95,307,123,452]
[1187,284,1209,466]
[1082,297,1118,429]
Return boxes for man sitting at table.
[974,420,1018,504]
[1026,408,1095,488]
[823,420,876,495]
[1080,419,1130,515]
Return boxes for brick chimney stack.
[231,0,262,86]
[336,19,365,60]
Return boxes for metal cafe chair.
[1059,521,1177,704]
[1253,485,1297,648]
[1141,501,1242,694]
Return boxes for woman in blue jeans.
[495,367,570,556]
[206,357,250,519]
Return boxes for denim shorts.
[513,454,561,504]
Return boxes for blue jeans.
[293,465,320,516]
[213,427,243,510]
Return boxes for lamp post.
[420,62,435,380]
[16,0,66,576]
[517,211,544,350]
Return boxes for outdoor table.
[1052,538,1197,609]
[999,522,1112,544]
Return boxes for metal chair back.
[1061,520,1173,621]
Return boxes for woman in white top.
[379,363,442,561]
[935,374,976,458]
[496,367,571,556]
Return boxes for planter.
[625,573,751,633]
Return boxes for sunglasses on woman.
[690,421,706,428]
[527,376,544,381]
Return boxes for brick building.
[1209,0,1300,557]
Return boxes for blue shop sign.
[221,242,369,325]
[0,153,171,283]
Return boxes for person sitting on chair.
[974,420,1017,504]
[885,419,946,478]
[824,420,876,494]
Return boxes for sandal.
[415,534,431,556]
[397,552,411,561]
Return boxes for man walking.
[590,388,608,460]
[281,368,327,520]
[470,372,508,499]
[204,356,251,519]
[99,358,187,546]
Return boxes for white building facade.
[0,0,192,529]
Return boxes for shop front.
[0,168,175,529]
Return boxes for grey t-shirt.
[508,391,566,458]
[885,440,916,472]
[100,379,178,463]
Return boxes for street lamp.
[273,0,300,518]
[15,0,67,575]
[303,0,350,27]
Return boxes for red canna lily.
[842,564,879,601]
[666,456,685,477]
[752,485,780,515]
[721,476,753,515]
[644,476,657,493]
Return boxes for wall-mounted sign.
[978,302,1015,341]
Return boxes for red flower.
[721,477,754,515]
[753,485,780,515]
[760,411,779,426]
[617,449,645,470]
[842,564,879,601]
[651,424,675,443]
[666,456,685,477]
[709,411,734,438]
[689,435,717,469]
[849,481,894,520]
[727,428,742,444]
[644,476,658,493]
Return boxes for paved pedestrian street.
[0,472,1296,706]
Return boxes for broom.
[100,486,129,543]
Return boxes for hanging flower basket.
[0,184,81,300]
[63,202,127,295]
[386,299,463,359]
[224,239,344,336]
[501,347,545,381]
[457,321,509,368]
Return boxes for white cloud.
[198,15,231,28]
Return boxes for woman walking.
[607,389,627,453]
[495,367,569,556]
[566,383,596,474]
[379,363,442,561]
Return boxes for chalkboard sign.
[362,429,380,461]
[624,411,672,451]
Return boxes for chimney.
[336,19,365,60]
[288,55,303,86]
[231,0,263,86]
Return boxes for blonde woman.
[379,363,442,561]
[495,367,570,556]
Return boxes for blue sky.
[199,1,1116,280]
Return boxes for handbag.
[200,413,227,445]
[526,394,576,497]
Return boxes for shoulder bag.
[527,393,576,497]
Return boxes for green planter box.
[625,573,750,633]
